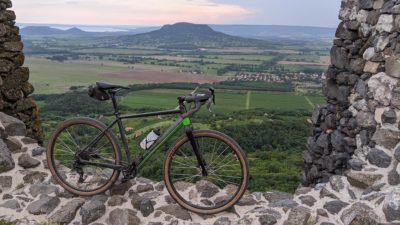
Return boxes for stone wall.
[0,0,43,143]
[0,111,395,225]
[1,109,400,225]
[302,0,400,186]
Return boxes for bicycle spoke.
[172,159,198,169]
[168,133,245,211]
[65,128,80,149]
[51,122,119,193]
[208,146,230,168]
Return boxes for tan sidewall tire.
[46,117,121,196]
[163,130,249,214]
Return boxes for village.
[228,71,326,83]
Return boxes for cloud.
[12,0,252,25]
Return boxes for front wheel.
[163,130,249,214]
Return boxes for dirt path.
[304,96,315,109]
[246,91,251,110]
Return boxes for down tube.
[137,118,185,168]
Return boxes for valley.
[23,22,330,193]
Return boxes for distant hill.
[209,25,335,40]
[20,26,68,36]
[21,26,90,36]
[109,22,272,48]
[20,23,335,41]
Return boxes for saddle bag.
[88,86,110,101]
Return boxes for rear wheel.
[163,130,249,214]
[47,118,121,196]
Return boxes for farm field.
[120,89,325,114]
[26,58,140,94]
[26,58,226,94]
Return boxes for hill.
[20,26,68,36]
[21,26,89,36]
[109,22,274,48]
[209,24,335,40]
[20,23,335,42]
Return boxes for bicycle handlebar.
[178,88,215,117]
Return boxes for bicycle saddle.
[96,81,130,91]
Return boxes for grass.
[26,58,141,94]
[120,89,325,114]
[0,221,60,225]
[0,220,16,225]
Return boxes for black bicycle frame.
[78,91,196,172]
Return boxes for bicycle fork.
[184,126,208,176]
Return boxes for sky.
[12,0,341,27]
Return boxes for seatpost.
[109,91,120,115]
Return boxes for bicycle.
[46,82,249,214]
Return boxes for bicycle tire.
[163,130,249,214]
[47,117,122,196]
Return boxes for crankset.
[121,163,137,183]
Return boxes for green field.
[26,58,142,94]
[120,89,325,114]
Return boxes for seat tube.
[183,118,208,176]
[111,92,131,162]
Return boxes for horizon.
[13,0,341,28]
[18,22,338,30]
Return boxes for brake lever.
[206,98,213,113]
[208,87,215,104]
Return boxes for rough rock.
[372,128,400,150]
[157,204,192,221]
[383,188,400,222]
[49,199,85,225]
[29,184,58,197]
[27,195,60,215]
[5,136,23,152]
[386,56,400,78]
[346,171,383,189]
[31,146,45,156]
[331,46,349,69]
[23,171,48,184]
[258,214,277,225]
[0,199,20,209]
[17,153,40,169]
[107,196,127,207]
[80,199,106,225]
[0,112,26,136]
[368,72,398,106]
[376,15,394,33]
[323,200,349,214]
[284,206,311,225]
[367,148,392,168]
[341,202,379,225]
[140,198,154,217]
[196,180,219,198]
[136,184,154,193]
[0,176,12,189]
[299,195,316,207]
[0,139,14,172]
[108,209,141,225]
[213,217,231,225]
[109,180,134,195]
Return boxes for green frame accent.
[183,117,191,126]
[138,121,184,168]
